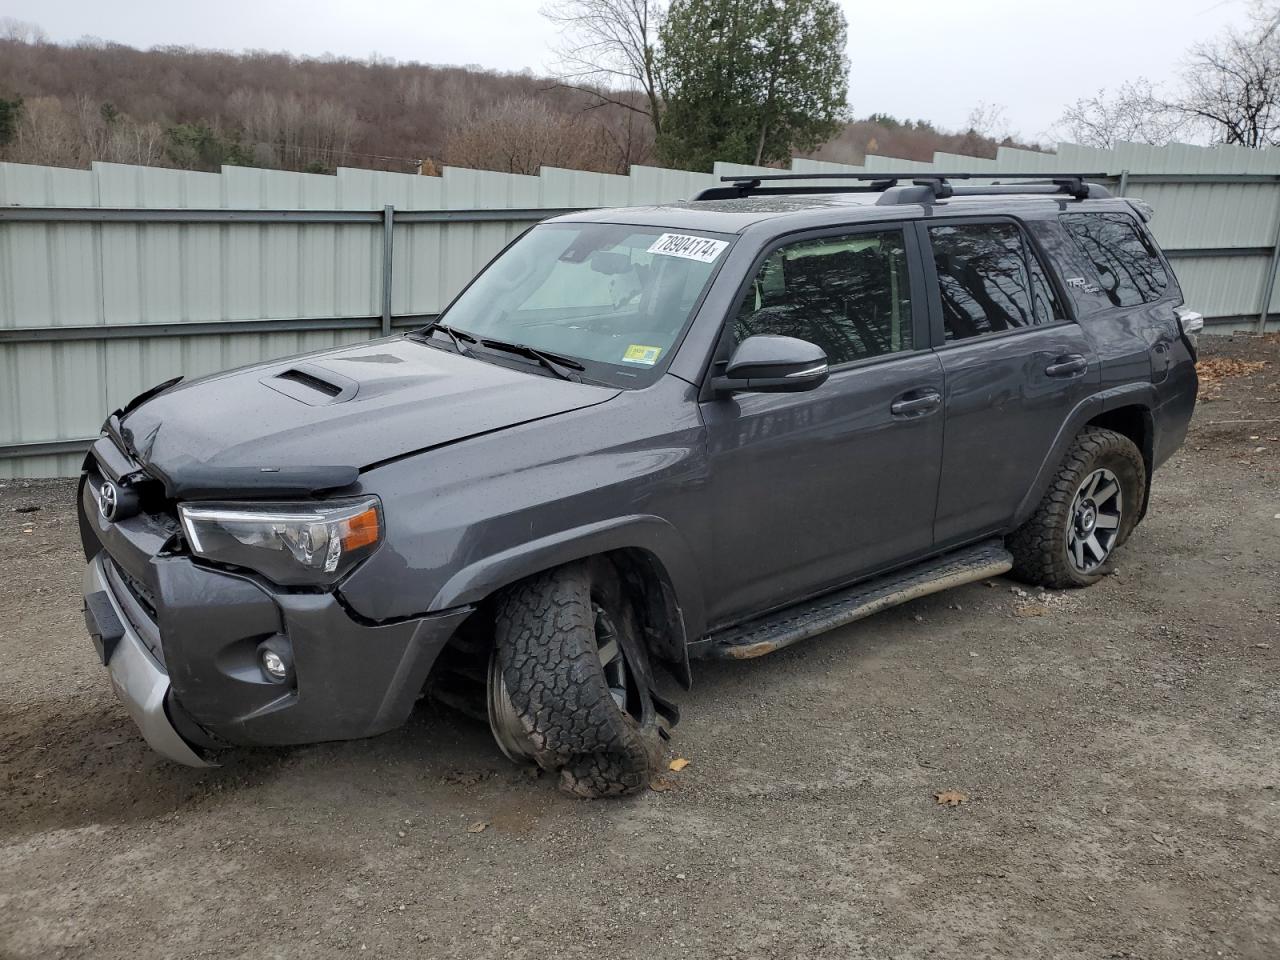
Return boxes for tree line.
[0,6,1040,177]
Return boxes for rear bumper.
[84,555,212,767]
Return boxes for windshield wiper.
[414,321,477,357]
[477,337,585,381]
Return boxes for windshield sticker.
[647,233,729,263]
[622,344,662,365]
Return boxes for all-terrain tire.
[1008,427,1146,589]
[492,559,662,798]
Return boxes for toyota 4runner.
[79,172,1200,796]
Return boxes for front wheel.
[488,559,666,798]
[1008,427,1146,589]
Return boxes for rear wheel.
[1008,427,1145,589]
[488,559,665,797]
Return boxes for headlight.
[178,497,383,586]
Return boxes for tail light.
[1175,306,1204,359]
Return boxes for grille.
[105,559,165,667]
[111,561,157,622]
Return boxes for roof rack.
[693,172,1112,203]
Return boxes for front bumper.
[79,473,473,763]
[84,554,212,766]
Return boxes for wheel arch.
[428,515,703,687]
[1084,403,1155,522]
[1086,404,1154,472]
[1013,385,1156,530]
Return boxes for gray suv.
[78,173,1200,796]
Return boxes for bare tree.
[1179,4,1280,147]
[443,96,621,174]
[0,17,47,44]
[1053,4,1280,150]
[1055,79,1185,148]
[542,0,665,135]
[1,94,165,167]
[966,102,1013,143]
[227,89,358,170]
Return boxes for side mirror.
[712,335,829,395]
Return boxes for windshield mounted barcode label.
[647,233,729,263]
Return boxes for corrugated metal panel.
[1134,182,1280,249]
[1161,256,1268,316]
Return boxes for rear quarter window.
[1060,212,1169,307]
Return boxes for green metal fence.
[2,144,1278,477]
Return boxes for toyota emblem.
[98,481,119,522]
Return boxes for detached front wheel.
[1009,426,1146,589]
[488,559,667,797]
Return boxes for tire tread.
[1008,427,1146,589]
[493,562,660,798]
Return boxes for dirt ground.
[1,335,1278,960]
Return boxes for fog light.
[261,649,289,681]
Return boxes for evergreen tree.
[656,0,849,169]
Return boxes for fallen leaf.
[649,776,678,792]
[668,758,690,772]
[935,789,968,807]
[1196,357,1266,386]
[466,821,488,833]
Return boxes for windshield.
[435,222,732,384]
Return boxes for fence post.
[1117,169,1129,196]
[1258,205,1280,334]
[381,204,395,336]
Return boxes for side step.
[696,539,1013,660]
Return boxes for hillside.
[0,32,1044,175]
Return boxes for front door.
[919,218,1100,545]
[699,225,945,626]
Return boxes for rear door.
[918,218,1099,546]
[698,223,945,625]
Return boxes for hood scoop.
[262,364,358,405]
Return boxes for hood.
[118,337,619,497]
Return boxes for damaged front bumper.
[84,554,213,766]
[78,471,473,765]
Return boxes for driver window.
[732,229,914,366]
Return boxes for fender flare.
[1012,384,1156,529]
[428,514,706,678]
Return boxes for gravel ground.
[1,335,1278,960]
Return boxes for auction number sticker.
[647,233,729,263]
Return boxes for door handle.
[1045,354,1088,377]
[890,390,942,417]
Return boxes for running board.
[695,539,1013,660]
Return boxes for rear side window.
[1061,212,1168,307]
[732,229,914,365]
[928,222,1062,341]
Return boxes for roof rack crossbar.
[693,172,1111,203]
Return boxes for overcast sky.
[3,0,1256,140]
